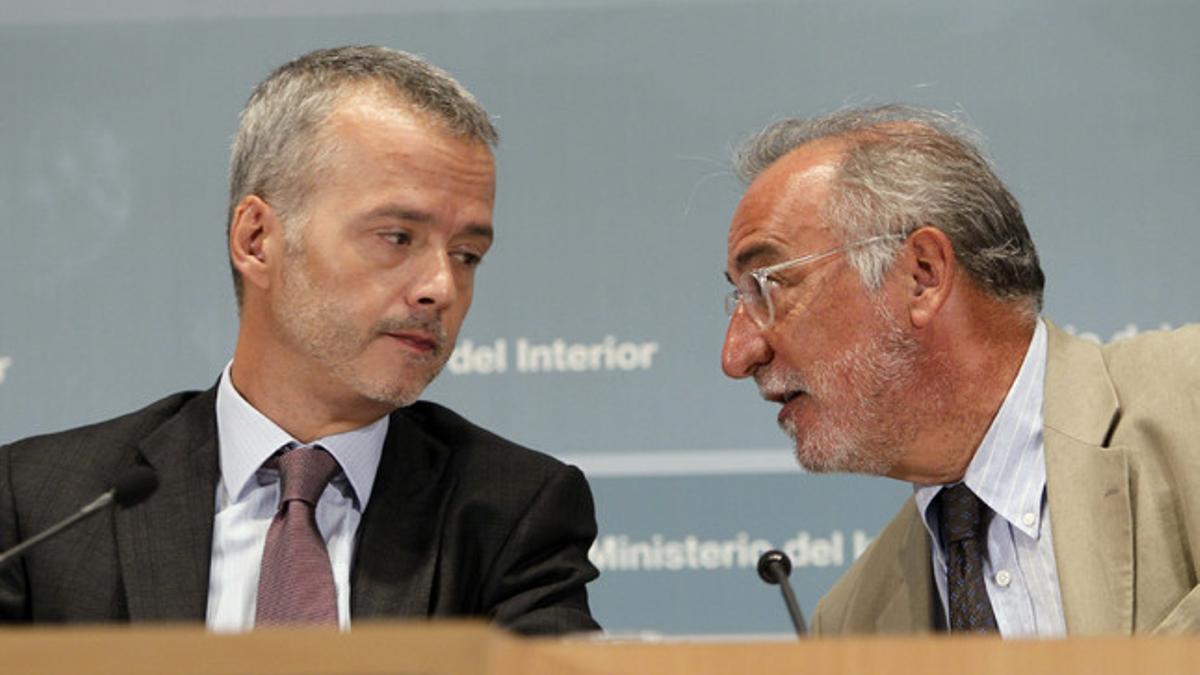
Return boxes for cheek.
[337,277,396,325]
[768,342,810,376]
[445,286,474,334]
[777,288,875,360]
[763,317,814,368]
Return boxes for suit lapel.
[1042,322,1133,635]
[875,503,938,632]
[350,408,454,618]
[115,388,219,621]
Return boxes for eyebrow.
[363,205,433,223]
[733,241,782,273]
[362,206,493,241]
[462,224,494,242]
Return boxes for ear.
[228,195,281,295]
[900,226,956,329]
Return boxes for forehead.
[320,91,496,196]
[727,142,844,272]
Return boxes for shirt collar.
[215,362,389,509]
[915,319,1048,552]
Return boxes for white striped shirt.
[914,320,1067,637]
[206,363,388,632]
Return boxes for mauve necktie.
[255,445,340,626]
[937,483,999,633]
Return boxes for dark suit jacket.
[0,388,600,635]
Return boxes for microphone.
[0,466,158,571]
[757,549,807,636]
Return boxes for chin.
[786,424,898,476]
[340,373,430,410]
[344,357,447,407]
[361,376,431,408]
[792,442,848,474]
[782,419,836,473]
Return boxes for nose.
[721,307,772,379]
[407,249,458,310]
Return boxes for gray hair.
[227,45,498,305]
[734,104,1044,314]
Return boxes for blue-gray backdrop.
[1,0,1197,636]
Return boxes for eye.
[382,231,412,246]
[452,248,485,268]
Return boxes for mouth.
[774,390,808,431]
[385,331,440,354]
[761,388,806,405]
[780,389,804,404]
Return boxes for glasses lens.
[724,290,741,316]
[735,274,770,326]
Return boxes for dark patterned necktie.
[255,446,340,626]
[937,483,998,633]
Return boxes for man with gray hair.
[0,46,599,635]
[721,104,1200,636]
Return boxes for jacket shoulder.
[1102,323,1200,384]
[1,390,207,527]
[1101,324,1200,431]
[2,391,204,463]
[398,400,572,477]
[389,401,595,559]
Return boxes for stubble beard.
[274,253,451,409]
[765,303,926,476]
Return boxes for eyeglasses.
[724,234,903,328]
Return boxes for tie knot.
[271,446,339,506]
[937,483,988,545]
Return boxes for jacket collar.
[116,387,219,621]
[112,389,458,623]
[875,499,939,633]
[350,405,455,619]
[1041,321,1133,635]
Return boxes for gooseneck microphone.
[0,466,158,571]
[757,549,807,636]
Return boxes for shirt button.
[995,570,1012,587]
[1022,512,1036,527]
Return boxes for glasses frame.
[725,234,905,328]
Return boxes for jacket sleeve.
[478,463,601,635]
[0,443,31,621]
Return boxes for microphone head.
[112,466,159,507]
[757,549,792,585]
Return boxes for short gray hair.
[734,104,1044,314]
[227,45,498,305]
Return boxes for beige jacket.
[811,321,1200,635]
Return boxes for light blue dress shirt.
[206,363,388,632]
[914,320,1068,637]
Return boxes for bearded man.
[721,105,1200,636]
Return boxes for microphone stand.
[0,492,114,571]
[757,549,807,636]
